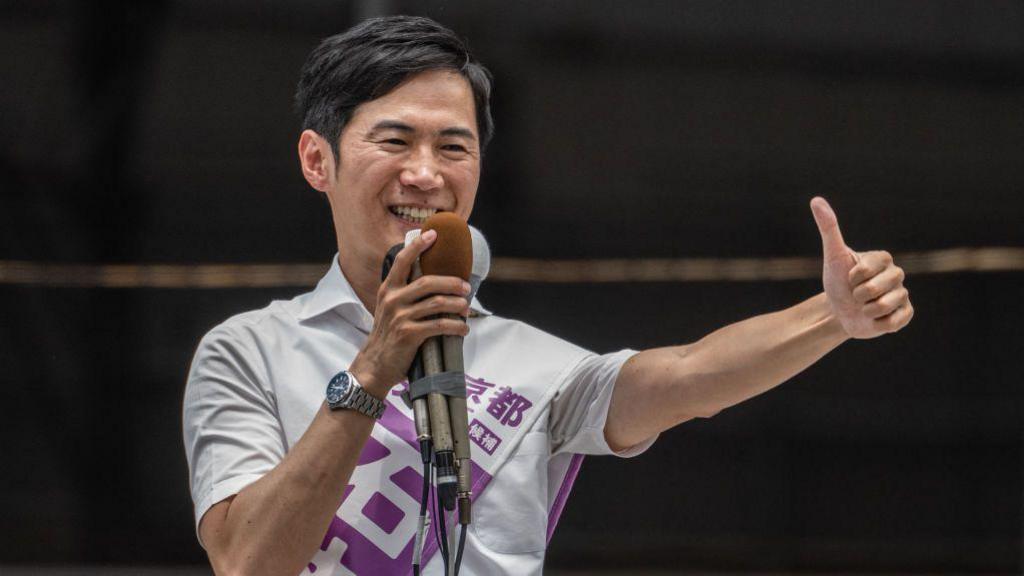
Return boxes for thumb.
[810,196,849,259]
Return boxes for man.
[183,15,912,576]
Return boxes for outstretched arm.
[604,198,913,450]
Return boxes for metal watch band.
[327,370,386,419]
[346,383,386,419]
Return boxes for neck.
[336,249,380,316]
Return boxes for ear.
[298,129,336,193]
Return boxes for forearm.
[203,403,374,576]
[201,234,473,575]
[606,292,849,449]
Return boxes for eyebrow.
[369,120,477,141]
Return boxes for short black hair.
[295,15,494,162]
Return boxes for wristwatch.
[326,370,386,419]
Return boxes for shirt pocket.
[473,431,550,554]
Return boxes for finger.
[872,302,914,334]
[384,229,437,289]
[810,197,848,260]
[862,287,909,319]
[848,250,894,286]
[400,274,471,304]
[402,317,471,344]
[402,294,471,322]
[852,264,905,304]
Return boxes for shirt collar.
[297,254,491,323]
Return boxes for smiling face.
[314,69,481,288]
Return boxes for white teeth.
[390,206,439,222]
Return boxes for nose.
[399,147,444,191]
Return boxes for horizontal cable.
[0,247,1021,288]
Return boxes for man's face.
[325,69,481,275]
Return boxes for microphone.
[383,221,485,575]
[399,225,489,305]
[418,213,472,513]
[467,225,491,304]
[381,243,431,463]
[447,225,488,524]
[388,220,488,519]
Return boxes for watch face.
[326,371,352,405]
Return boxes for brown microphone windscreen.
[420,212,473,281]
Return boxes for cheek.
[452,162,480,190]
[454,169,479,216]
[338,157,398,205]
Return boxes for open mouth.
[389,205,441,225]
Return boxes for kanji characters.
[486,386,533,428]
[465,375,495,411]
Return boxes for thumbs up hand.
[810,197,913,339]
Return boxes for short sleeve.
[548,349,658,457]
[182,325,286,543]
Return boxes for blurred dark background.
[1,0,1022,573]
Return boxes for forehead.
[346,69,477,135]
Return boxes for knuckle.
[380,292,398,311]
[867,283,883,300]
[398,324,422,344]
[394,320,412,337]
[892,314,906,332]
[392,308,410,325]
[880,250,893,263]
[884,289,900,305]
[433,295,454,311]
[855,285,878,303]
[392,250,413,270]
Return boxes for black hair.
[295,15,494,162]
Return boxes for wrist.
[348,357,391,401]
[814,292,852,343]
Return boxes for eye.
[382,138,407,146]
[441,143,468,153]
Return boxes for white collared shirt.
[183,256,655,575]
